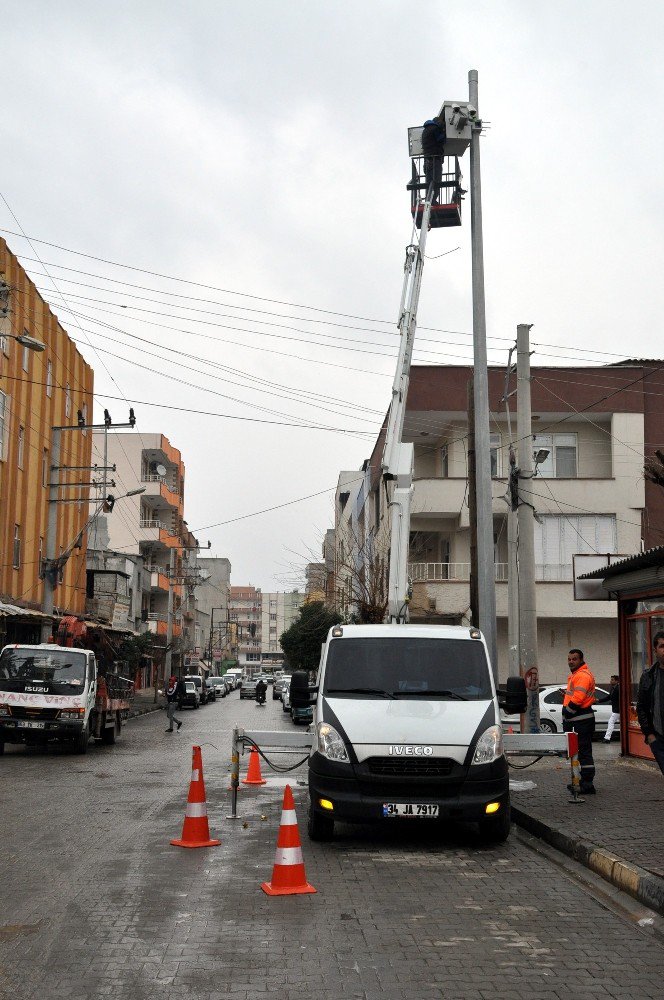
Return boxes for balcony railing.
[409,562,572,583]
[139,519,165,530]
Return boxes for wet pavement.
[1,693,663,1000]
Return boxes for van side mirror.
[499,675,527,715]
[290,670,317,708]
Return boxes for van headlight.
[316,722,349,762]
[472,725,503,765]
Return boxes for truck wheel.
[101,713,120,745]
[478,805,511,844]
[73,724,90,755]
[307,800,334,842]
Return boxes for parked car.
[501,684,613,735]
[281,679,291,713]
[225,669,242,689]
[180,680,200,710]
[183,674,208,705]
[207,676,227,698]
[291,701,313,726]
[205,678,217,701]
[273,674,291,700]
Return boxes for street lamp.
[13,333,46,352]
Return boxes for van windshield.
[0,648,88,695]
[324,637,492,700]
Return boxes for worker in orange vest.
[563,648,596,794]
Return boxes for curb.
[511,805,664,917]
[129,704,162,720]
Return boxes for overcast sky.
[3,1,663,590]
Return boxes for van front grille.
[365,756,456,777]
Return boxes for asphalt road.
[1,691,662,1000]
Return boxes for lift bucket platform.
[407,156,463,229]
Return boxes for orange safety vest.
[563,663,596,709]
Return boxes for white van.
[292,623,525,844]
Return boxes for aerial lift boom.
[381,193,435,623]
[381,105,474,623]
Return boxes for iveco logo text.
[388,745,433,756]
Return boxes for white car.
[501,684,613,734]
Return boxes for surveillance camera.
[468,105,477,117]
[452,105,461,113]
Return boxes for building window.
[490,434,501,478]
[532,433,578,478]
[270,613,277,620]
[22,341,29,372]
[0,335,7,355]
[534,514,616,580]
[42,448,49,487]
[38,536,43,574]
[46,360,53,397]
[13,525,20,569]
[17,425,24,469]
[65,384,71,418]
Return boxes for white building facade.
[334,364,655,684]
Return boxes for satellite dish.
[155,463,167,477]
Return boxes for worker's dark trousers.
[563,715,595,785]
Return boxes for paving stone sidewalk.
[509,740,664,910]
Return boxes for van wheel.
[478,805,511,844]
[73,725,90,755]
[539,719,556,734]
[307,801,334,842]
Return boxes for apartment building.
[260,590,304,663]
[229,585,262,666]
[195,556,232,669]
[0,238,94,635]
[335,362,658,681]
[92,432,191,645]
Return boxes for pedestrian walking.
[563,648,597,794]
[604,674,620,743]
[165,675,183,733]
[637,630,664,775]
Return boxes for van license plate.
[17,721,45,729]
[383,803,439,818]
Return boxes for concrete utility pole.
[516,323,540,731]
[41,428,62,642]
[164,547,177,680]
[466,379,479,627]
[468,68,497,681]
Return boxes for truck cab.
[300,624,517,844]
[0,643,131,754]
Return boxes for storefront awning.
[0,603,53,620]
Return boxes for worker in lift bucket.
[421,115,446,204]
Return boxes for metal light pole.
[468,68,498,681]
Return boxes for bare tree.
[334,522,388,624]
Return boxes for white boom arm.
[382,192,435,622]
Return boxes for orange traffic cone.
[261,784,316,896]
[507,725,514,734]
[171,745,221,849]
[242,748,267,786]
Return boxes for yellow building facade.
[0,238,94,616]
